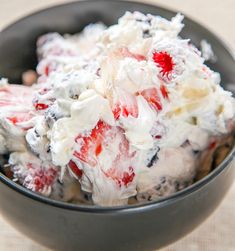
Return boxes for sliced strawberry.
[68,160,83,178]
[139,87,162,111]
[113,90,138,119]
[6,112,34,131]
[113,103,138,119]
[95,143,102,156]
[26,162,58,193]
[113,105,122,120]
[122,167,135,186]
[33,97,55,111]
[73,121,111,166]
[152,51,174,77]
[104,165,135,188]
[7,112,34,124]
[73,120,136,188]
[117,47,146,62]
[101,131,136,187]
[73,141,97,167]
[160,84,169,100]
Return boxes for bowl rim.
[0,0,235,213]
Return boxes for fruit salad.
[1,12,234,206]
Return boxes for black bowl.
[0,1,234,251]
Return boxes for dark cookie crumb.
[143,30,151,38]
[46,145,51,153]
[147,147,160,168]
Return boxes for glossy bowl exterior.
[0,1,234,251]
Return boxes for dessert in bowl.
[0,1,234,250]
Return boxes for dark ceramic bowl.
[0,1,234,251]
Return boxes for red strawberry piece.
[113,105,122,120]
[7,112,34,125]
[7,116,18,124]
[104,165,135,188]
[101,130,136,187]
[26,163,58,193]
[33,96,55,111]
[95,143,102,156]
[42,62,58,77]
[152,51,174,77]
[73,120,136,188]
[155,135,162,139]
[160,84,169,100]
[6,112,34,130]
[44,65,50,76]
[73,120,111,166]
[139,87,162,111]
[34,102,49,111]
[113,91,139,119]
[37,59,59,77]
[113,104,138,119]
[122,167,135,187]
[68,160,83,178]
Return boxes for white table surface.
[0,0,234,250]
